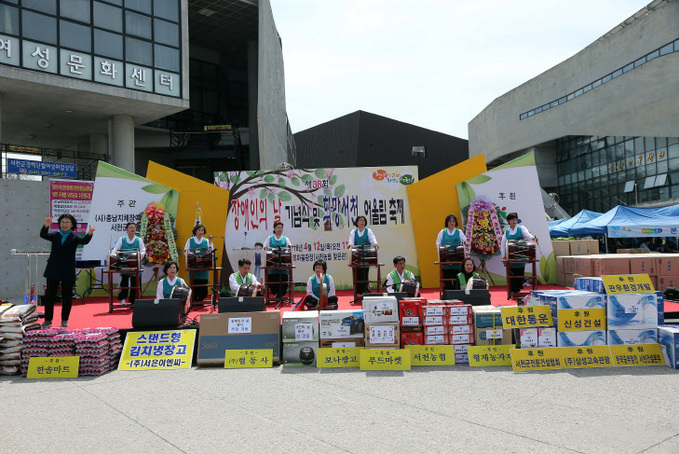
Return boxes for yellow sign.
[359,349,411,370]
[501,305,553,328]
[317,347,361,368]
[511,346,613,371]
[203,124,232,131]
[601,274,655,294]
[118,330,196,370]
[610,344,665,367]
[468,345,513,367]
[9,145,41,154]
[405,345,455,366]
[28,356,79,379]
[557,308,606,331]
[224,349,273,368]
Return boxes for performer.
[501,212,538,296]
[40,214,95,328]
[436,214,467,290]
[454,257,481,290]
[229,258,262,296]
[253,242,263,282]
[263,222,292,299]
[184,223,213,302]
[301,260,338,310]
[156,261,187,299]
[112,222,146,306]
[385,256,415,293]
[349,215,379,295]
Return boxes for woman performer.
[435,214,467,290]
[500,212,538,296]
[301,260,338,310]
[184,223,213,302]
[349,215,379,295]
[112,221,146,306]
[156,261,187,299]
[40,214,95,328]
[454,257,481,290]
[263,221,292,299]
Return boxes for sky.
[270,0,653,139]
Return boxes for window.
[23,0,56,15]
[22,10,57,44]
[125,0,151,14]
[60,0,90,23]
[647,49,660,62]
[93,1,122,32]
[154,18,179,47]
[660,43,673,56]
[0,4,19,35]
[125,37,152,65]
[94,29,123,59]
[60,20,92,52]
[125,11,151,39]
[154,0,178,22]
[154,43,179,71]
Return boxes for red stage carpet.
[42,286,678,330]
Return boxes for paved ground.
[2,363,679,453]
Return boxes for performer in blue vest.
[228,258,262,296]
[184,223,213,302]
[436,214,467,290]
[263,222,292,298]
[112,222,146,306]
[156,261,187,299]
[501,212,538,295]
[302,260,338,310]
[349,215,379,295]
[454,257,481,290]
[385,256,416,293]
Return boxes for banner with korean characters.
[468,345,513,367]
[359,348,411,370]
[405,345,456,366]
[500,305,553,329]
[118,330,195,370]
[83,162,179,284]
[317,347,361,368]
[214,166,418,287]
[511,345,665,371]
[7,157,76,178]
[601,274,655,294]
[49,179,94,260]
[456,152,555,284]
[224,349,274,368]
[27,356,79,379]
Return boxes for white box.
[607,293,658,330]
[520,328,538,348]
[538,327,557,347]
[659,325,679,369]
[557,330,607,347]
[319,309,364,339]
[454,344,470,354]
[363,297,399,324]
[282,311,319,342]
[607,329,658,345]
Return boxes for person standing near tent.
[501,212,538,296]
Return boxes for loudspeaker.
[132,299,181,329]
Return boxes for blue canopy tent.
[568,205,679,237]
[549,210,603,238]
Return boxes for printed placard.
[467,345,513,367]
[485,328,504,339]
[359,348,411,370]
[601,274,655,294]
[368,325,395,344]
[558,308,606,331]
[317,347,361,368]
[27,356,79,379]
[118,330,195,370]
[295,323,313,341]
[406,345,455,366]
[224,349,273,368]
[228,317,252,334]
[501,305,553,328]
[610,344,665,367]
[511,346,613,371]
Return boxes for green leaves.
[142,183,171,194]
[277,178,286,188]
[259,189,268,199]
[160,190,179,217]
[315,168,326,179]
[540,252,557,284]
[219,172,229,182]
[291,177,301,186]
[278,191,292,202]
[329,174,338,185]
[230,174,241,184]
[334,184,346,197]
[264,175,275,184]
[457,181,476,209]
[96,162,149,183]
[301,174,313,182]
[465,174,491,185]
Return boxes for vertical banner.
[215,167,419,287]
[456,153,555,284]
[49,179,94,260]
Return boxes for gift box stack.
[282,311,319,366]
[536,290,607,347]
[399,298,424,346]
[472,305,513,346]
[363,296,400,349]
[0,304,41,375]
[319,309,365,348]
[447,301,474,363]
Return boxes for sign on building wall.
[7,158,76,178]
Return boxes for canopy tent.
[565,205,679,238]
[549,210,602,238]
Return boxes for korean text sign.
[118,330,196,370]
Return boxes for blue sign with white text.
[7,158,77,178]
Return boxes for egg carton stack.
[0,304,41,375]
[21,328,67,376]
[92,327,123,369]
[75,332,114,376]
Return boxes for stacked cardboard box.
[363,296,400,349]
[421,300,448,345]
[535,290,607,347]
[658,325,679,369]
[399,298,424,346]
[319,310,365,348]
[655,254,679,291]
[472,305,512,346]
[607,293,658,345]
[282,311,320,366]
[447,301,473,363]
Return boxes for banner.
[49,179,93,235]
[608,225,679,238]
[456,153,555,284]
[8,158,76,178]
[215,166,418,287]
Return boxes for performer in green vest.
[436,214,467,290]
[301,260,338,310]
[454,257,481,290]
[112,222,146,306]
[349,215,379,295]
[385,256,415,293]
[501,212,538,295]
[263,222,292,298]
[229,258,262,296]
[156,261,187,299]
[184,223,213,302]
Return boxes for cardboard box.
[552,241,571,257]
[520,328,538,348]
[556,272,566,287]
[630,256,655,275]
[573,277,605,294]
[450,333,474,345]
[455,353,469,364]
[658,325,679,369]
[472,305,503,329]
[607,329,658,345]
[421,304,447,317]
[657,275,679,291]
[197,311,281,366]
[423,315,445,326]
[570,240,589,255]
[365,323,400,348]
[474,328,513,346]
[657,291,665,325]
[573,257,593,276]
[424,325,448,336]
[562,257,575,274]
[319,309,364,339]
[607,293,658,329]
[592,256,630,276]
[539,327,557,347]
[450,324,473,335]
[587,239,600,254]
[282,311,319,342]
[656,254,679,275]
[447,304,472,316]
[424,334,448,345]
[557,330,607,347]
[363,297,399,324]
[282,341,319,366]
[399,299,422,327]
[454,344,471,354]
[556,256,565,274]
[400,331,423,346]
[449,314,473,326]
[319,337,365,348]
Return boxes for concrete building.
[294,110,469,180]
[469,0,679,215]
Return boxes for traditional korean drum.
[507,240,537,260]
[350,245,378,265]
[266,248,292,268]
[170,283,192,318]
[399,279,420,298]
[187,249,215,269]
[237,284,257,297]
[108,251,139,270]
[438,245,465,263]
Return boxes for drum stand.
[187,252,221,310]
[349,248,383,304]
[263,252,295,309]
[435,260,462,299]
[502,257,538,300]
[103,267,143,313]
